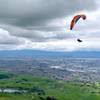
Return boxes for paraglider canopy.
[69,14,86,43]
[70,14,86,30]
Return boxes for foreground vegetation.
[0,71,100,100]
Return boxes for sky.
[0,0,99,51]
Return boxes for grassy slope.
[0,72,100,100]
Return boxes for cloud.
[0,28,25,45]
[0,0,96,27]
[0,0,99,51]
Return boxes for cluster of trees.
[39,96,57,100]
[29,86,58,100]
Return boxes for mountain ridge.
[0,50,100,58]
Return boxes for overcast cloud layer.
[0,0,99,51]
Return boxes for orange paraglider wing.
[70,14,86,30]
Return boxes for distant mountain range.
[0,50,100,58]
